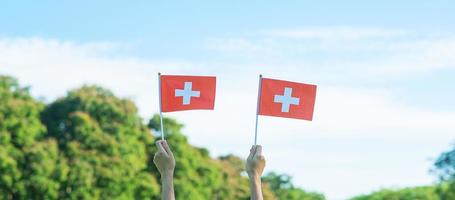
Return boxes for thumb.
[255,145,262,157]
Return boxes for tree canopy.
[0,75,63,199]
[349,186,440,200]
[433,145,455,199]
[40,85,159,199]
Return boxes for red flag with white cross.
[160,75,216,112]
[258,77,317,121]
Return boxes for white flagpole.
[158,72,165,141]
[254,74,263,145]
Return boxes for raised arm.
[154,140,176,200]
[246,145,266,200]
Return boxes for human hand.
[246,145,266,178]
[154,140,175,178]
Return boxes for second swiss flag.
[259,77,317,121]
[160,75,216,112]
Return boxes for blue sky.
[1,1,455,199]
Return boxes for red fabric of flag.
[160,75,216,112]
[258,77,317,120]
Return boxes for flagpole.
[158,72,165,141]
[254,74,263,145]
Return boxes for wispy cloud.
[206,27,455,77]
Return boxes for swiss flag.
[258,77,317,120]
[160,75,216,112]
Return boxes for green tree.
[349,186,440,200]
[41,86,159,199]
[218,154,250,199]
[0,76,65,200]
[434,146,455,199]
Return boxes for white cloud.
[0,37,214,117]
[207,27,455,77]
[0,34,454,199]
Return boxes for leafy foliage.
[41,86,160,200]
[434,182,455,200]
[0,76,62,199]
[433,146,455,199]
[349,186,440,200]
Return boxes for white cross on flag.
[175,82,200,105]
[258,77,317,120]
[160,75,216,112]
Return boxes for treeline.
[0,75,324,200]
[353,152,455,200]
[347,115,455,199]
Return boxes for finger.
[154,152,167,166]
[155,141,168,156]
[161,140,174,158]
[156,140,164,145]
[256,145,262,156]
[161,140,171,153]
[155,151,167,158]
[249,145,257,158]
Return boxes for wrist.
[248,173,262,181]
[161,170,174,180]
